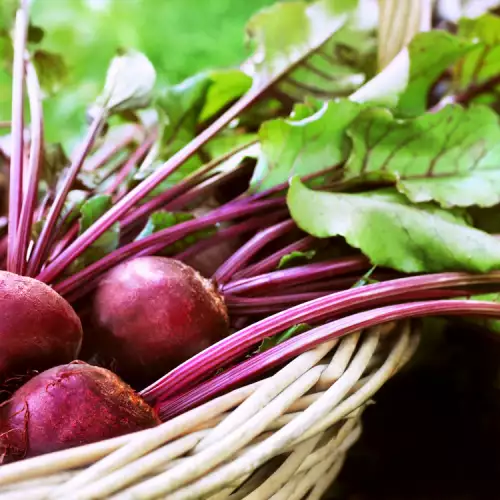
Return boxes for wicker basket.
[0,321,419,500]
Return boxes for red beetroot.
[0,361,160,462]
[0,271,82,385]
[91,256,229,385]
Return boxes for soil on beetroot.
[328,322,500,500]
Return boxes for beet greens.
[3,0,500,425]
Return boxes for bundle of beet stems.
[1,0,500,489]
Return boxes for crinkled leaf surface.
[453,14,500,96]
[199,69,252,122]
[345,104,500,207]
[287,177,500,273]
[250,99,365,192]
[397,31,473,117]
[242,0,376,101]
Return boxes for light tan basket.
[0,321,419,500]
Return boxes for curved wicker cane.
[0,320,419,500]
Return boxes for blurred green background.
[0,0,275,148]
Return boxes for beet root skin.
[0,361,160,462]
[92,256,229,385]
[0,271,83,384]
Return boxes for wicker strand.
[243,434,323,500]
[0,321,417,499]
[197,339,340,451]
[141,330,381,500]
[75,366,326,500]
[48,381,264,498]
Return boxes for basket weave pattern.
[0,321,419,500]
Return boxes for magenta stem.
[36,92,260,284]
[82,124,140,172]
[52,198,285,296]
[14,59,43,275]
[221,256,369,296]
[7,4,29,273]
[27,107,108,277]
[164,161,252,212]
[119,139,258,236]
[214,220,297,285]
[158,298,500,419]
[105,135,156,196]
[232,236,316,280]
[140,271,500,403]
[226,288,471,316]
[174,212,287,265]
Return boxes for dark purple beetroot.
[92,256,229,385]
[0,271,83,385]
[0,361,160,462]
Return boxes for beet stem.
[27,107,108,277]
[118,139,258,236]
[36,92,260,284]
[52,197,285,296]
[140,271,500,403]
[174,211,287,265]
[7,3,29,273]
[105,134,156,196]
[214,220,297,285]
[232,236,316,280]
[15,58,43,275]
[158,298,500,419]
[83,124,140,172]
[221,256,369,296]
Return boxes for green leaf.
[453,14,500,95]
[27,24,44,44]
[0,0,16,33]
[397,31,473,117]
[277,249,316,269]
[68,195,119,273]
[32,189,87,243]
[250,99,365,192]
[95,49,156,114]
[287,177,500,274]
[205,139,260,176]
[258,323,311,353]
[135,73,213,190]
[351,265,377,288]
[135,210,215,255]
[345,104,500,208]
[199,69,252,122]
[243,0,376,100]
[32,49,67,95]
[41,143,69,190]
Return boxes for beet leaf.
[287,177,500,273]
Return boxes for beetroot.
[0,361,160,462]
[0,271,82,385]
[91,256,229,385]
